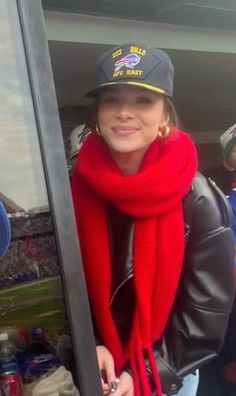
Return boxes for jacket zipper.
[110,273,133,307]
[110,224,189,307]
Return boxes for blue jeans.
[174,371,199,396]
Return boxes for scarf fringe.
[130,347,162,396]
[147,347,162,396]
[137,349,152,396]
[130,355,141,396]
[131,327,161,396]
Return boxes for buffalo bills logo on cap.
[114,53,141,71]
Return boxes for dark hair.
[86,94,181,131]
[163,97,181,129]
[85,100,98,130]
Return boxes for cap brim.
[0,202,11,258]
[85,81,168,98]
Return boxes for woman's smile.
[111,125,139,136]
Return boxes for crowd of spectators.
[0,212,60,289]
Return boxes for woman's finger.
[112,372,134,396]
[103,359,116,387]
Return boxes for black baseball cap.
[85,42,174,98]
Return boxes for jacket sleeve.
[153,173,235,395]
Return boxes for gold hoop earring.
[158,125,170,138]
[95,125,102,136]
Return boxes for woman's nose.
[116,103,134,119]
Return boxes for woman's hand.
[96,345,116,393]
[113,371,134,396]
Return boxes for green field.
[0,277,65,332]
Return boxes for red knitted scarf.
[71,129,197,395]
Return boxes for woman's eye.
[136,96,153,104]
[101,96,119,104]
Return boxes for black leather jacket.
[97,173,235,395]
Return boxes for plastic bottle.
[0,333,22,396]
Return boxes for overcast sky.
[0,1,49,211]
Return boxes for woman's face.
[97,85,168,158]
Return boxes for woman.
[71,42,235,396]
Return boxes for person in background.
[204,124,236,196]
[71,42,235,396]
[203,124,236,263]
[197,124,236,396]
[0,200,11,259]
[65,124,91,177]
[220,124,236,243]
